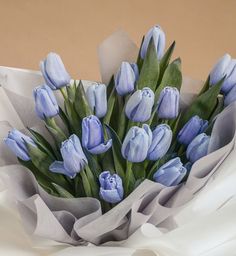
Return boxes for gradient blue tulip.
[49,134,87,178]
[224,85,236,106]
[153,157,187,186]
[99,171,124,203]
[40,52,71,90]
[140,25,165,60]
[115,62,137,96]
[157,87,180,119]
[125,87,155,122]
[148,124,172,161]
[186,133,210,163]
[130,63,139,81]
[4,129,36,161]
[33,84,59,119]
[177,115,208,145]
[122,124,152,163]
[86,83,107,118]
[210,54,236,94]
[82,115,112,154]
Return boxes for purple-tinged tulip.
[86,83,107,118]
[115,62,137,96]
[4,129,36,161]
[141,25,165,60]
[49,134,87,178]
[122,124,152,163]
[99,171,124,203]
[224,85,236,107]
[153,157,187,186]
[177,115,208,145]
[40,52,71,90]
[157,87,180,119]
[210,54,236,94]
[186,133,210,163]
[125,87,154,122]
[148,124,172,161]
[33,85,59,119]
[82,115,112,154]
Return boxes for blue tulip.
[224,84,236,106]
[130,63,139,81]
[122,124,152,163]
[40,52,71,90]
[177,115,208,145]
[125,87,155,122]
[115,62,137,96]
[99,171,124,203]
[147,124,172,161]
[141,25,165,60]
[157,87,180,119]
[49,134,87,178]
[153,157,187,186]
[33,85,59,119]
[86,83,107,118]
[210,54,236,94]
[186,133,210,163]
[4,129,36,161]
[82,115,112,154]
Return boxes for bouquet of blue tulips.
[4,25,236,214]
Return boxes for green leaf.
[105,124,125,179]
[136,36,144,71]
[103,86,116,125]
[106,75,115,99]
[66,82,76,101]
[179,77,225,128]
[155,58,182,100]
[137,38,160,91]
[199,75,210,95]
[84,150,102,178]
[58,106,74,134]
[74,80,92,119]
[52,183,74,198]
[147,160,160,180]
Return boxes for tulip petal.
[87,139,112,154]
[49,161,76,179]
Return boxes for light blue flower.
[86,83,107,118]
[4,129,36,161]
[153,157,187,186]
[122,124,152,163]
[115,62,137,96]
[140,25,165,60]
[125,87,154,122]
[49,134,87,178]
[99,171,124,203]
[82,115,112,154]
[157,87,180,119]
[210,54,236,94]
[177,115,208,145]
[40,52,71,90]
[33,84,59,119]
[148,124,172,161]
[224,84,236,106]
[186,133,210,163]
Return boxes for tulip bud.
[49,134,87,178]
[40,52,71,90]
[141,25,165,60]
[147,124,172,161]
[157,87,180,119]
[153,157,187,186]
[4,129,36,161]
[86,83,107,118]
[224,84,236,106]
[177,115,208,145]
[33,85,59,119]
[210,54,236,94]
[121,124,152,163]
[125,87,155,122]
[115,62,137,96]
[186,133,210,163]
[99,171,124,203]
[82,115,112,154]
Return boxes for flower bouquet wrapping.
[1,26,236,249]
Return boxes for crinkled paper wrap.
[0,31,236,246]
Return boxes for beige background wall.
[0,0,236,82]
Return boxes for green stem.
[125,161,133,196]
[85,165,99,198]
[60,87,68,100]
[80,170,92,197]
[45,117,67,143]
